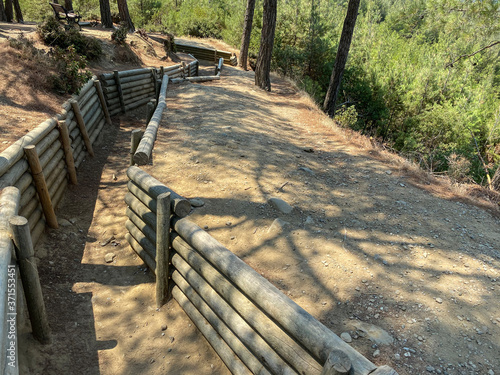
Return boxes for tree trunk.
[0,0,7,22]
[323,0,360,117]
[239,0,256,71]
[64,0,73,10]
[5,0,13,22]
[99,0,114,28]
[13,0,23,23]
[117,0,135,32]
[255,0,277,91]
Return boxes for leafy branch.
[446,41,500,67]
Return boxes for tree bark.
[255,0,277,91]
[99,0,114,28]
[239,0,256,71]
[5,0,13,22]
[323,0,360,117]
[64,0,73,11]
[117,0,135,32]
[0,0,7,22]
[13,0,23,23]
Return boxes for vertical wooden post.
[160,66,164,78]
[58,120,78,185]
[146,99,157,124]
[114,70,126,114]
[9,216,51,344]
[156,192,171,307]
[70,100,95,157]
[130,129,144,166]
[23,146,58,229]
[93,79,112,125]
[151,68,159,100]
[156,79,162,102]
[181,61,186,78]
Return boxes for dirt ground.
[1,23,499,375]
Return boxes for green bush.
[49,46,92,94]
[111,23,129,45]
[37,16,102,60]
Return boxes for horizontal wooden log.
[173,270,272,375]
[126,207,156,244]
[77,77,97,99]
[28,207,43,232]
[171,75,221,84]
[19,193,39,220]
[77,85,97,110]
[119,73,153,84]
[68,119,78,137]
[14,171,33,195]
[127,180,158,213]
[125,232,156,272]
[82,99,101,126]
[42,151,65,188]
[369,366,398,375]
[172,235,320,375]
[20,185,36,209]
[47,163,67,200]
[126,219,156,258]
[108,88,155,107]
[172,286,252,375]
[172,257,293,375]
[89,116,106,145]
[86,109,104,137]
[124,192,156,229]
[51,176,67,210]
[0,118,57,178]
[0,186,20,371]
[80,94,99,121]
[126,166,191,217]
[101,68,152,80]
[106,83,155,100]
[30,215,46,247]
[171,218,377,375]
[163,64,183,73]
[321,350,352,375]
[123,90,156,106]
[104,78,154,93]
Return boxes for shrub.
[37,16,102,60]
[111,23,128,45]
[49,46,92,94]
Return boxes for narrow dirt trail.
[22,64,500,375]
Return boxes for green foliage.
[49,46,93,94]
[37,16,102,60]
[111,23,129,44]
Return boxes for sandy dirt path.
[21,64,500,375]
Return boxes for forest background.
[14,0,500,185]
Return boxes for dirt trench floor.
[21,66,500,375]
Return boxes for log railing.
[175,42,238,66]
[124,167,398,375]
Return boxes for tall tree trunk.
[99,0,114,28]
[64,0,73,10]
[117,0,135,32]
[323,0,360,117]
[13,0,23,23]
[239,0,256,71]
[255,0,277,91]
[5,0,13,22]
[0,0,7,22]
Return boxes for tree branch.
[446,41,500,67]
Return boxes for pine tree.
[239,0,256,71]
[255,0,277,91]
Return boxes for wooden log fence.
[123,167,398,375]
[174,42,237,66]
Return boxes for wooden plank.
[171,218,377,375]
[171,235,321,375]
[172,286,253,375]
[9,216,50,344]
[23,146,58,229]
[155,192,170,307]
[172,257,298,375]
[126,166,191,218]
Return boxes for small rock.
[373,349,380,358]
[230,236,236,240]
[488,370,494,375]
[385,170,392,175]
[268,197,293,214]
[435,297,443,304]
[305,216,314,225]
[57,218,72,227]
[426,365,435,372]
[190,198,205,207]
[298,166,315,175]
[104,252,116,263]
[101,236,115,247]
[394,354,401,360]
[340,332,352,343]
[161,324,168,331]
[267,218,289,234]
[226,221,232,226]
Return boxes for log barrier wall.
[125,167,398,375]
[0,56,208,372]
[175,41,238,66]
